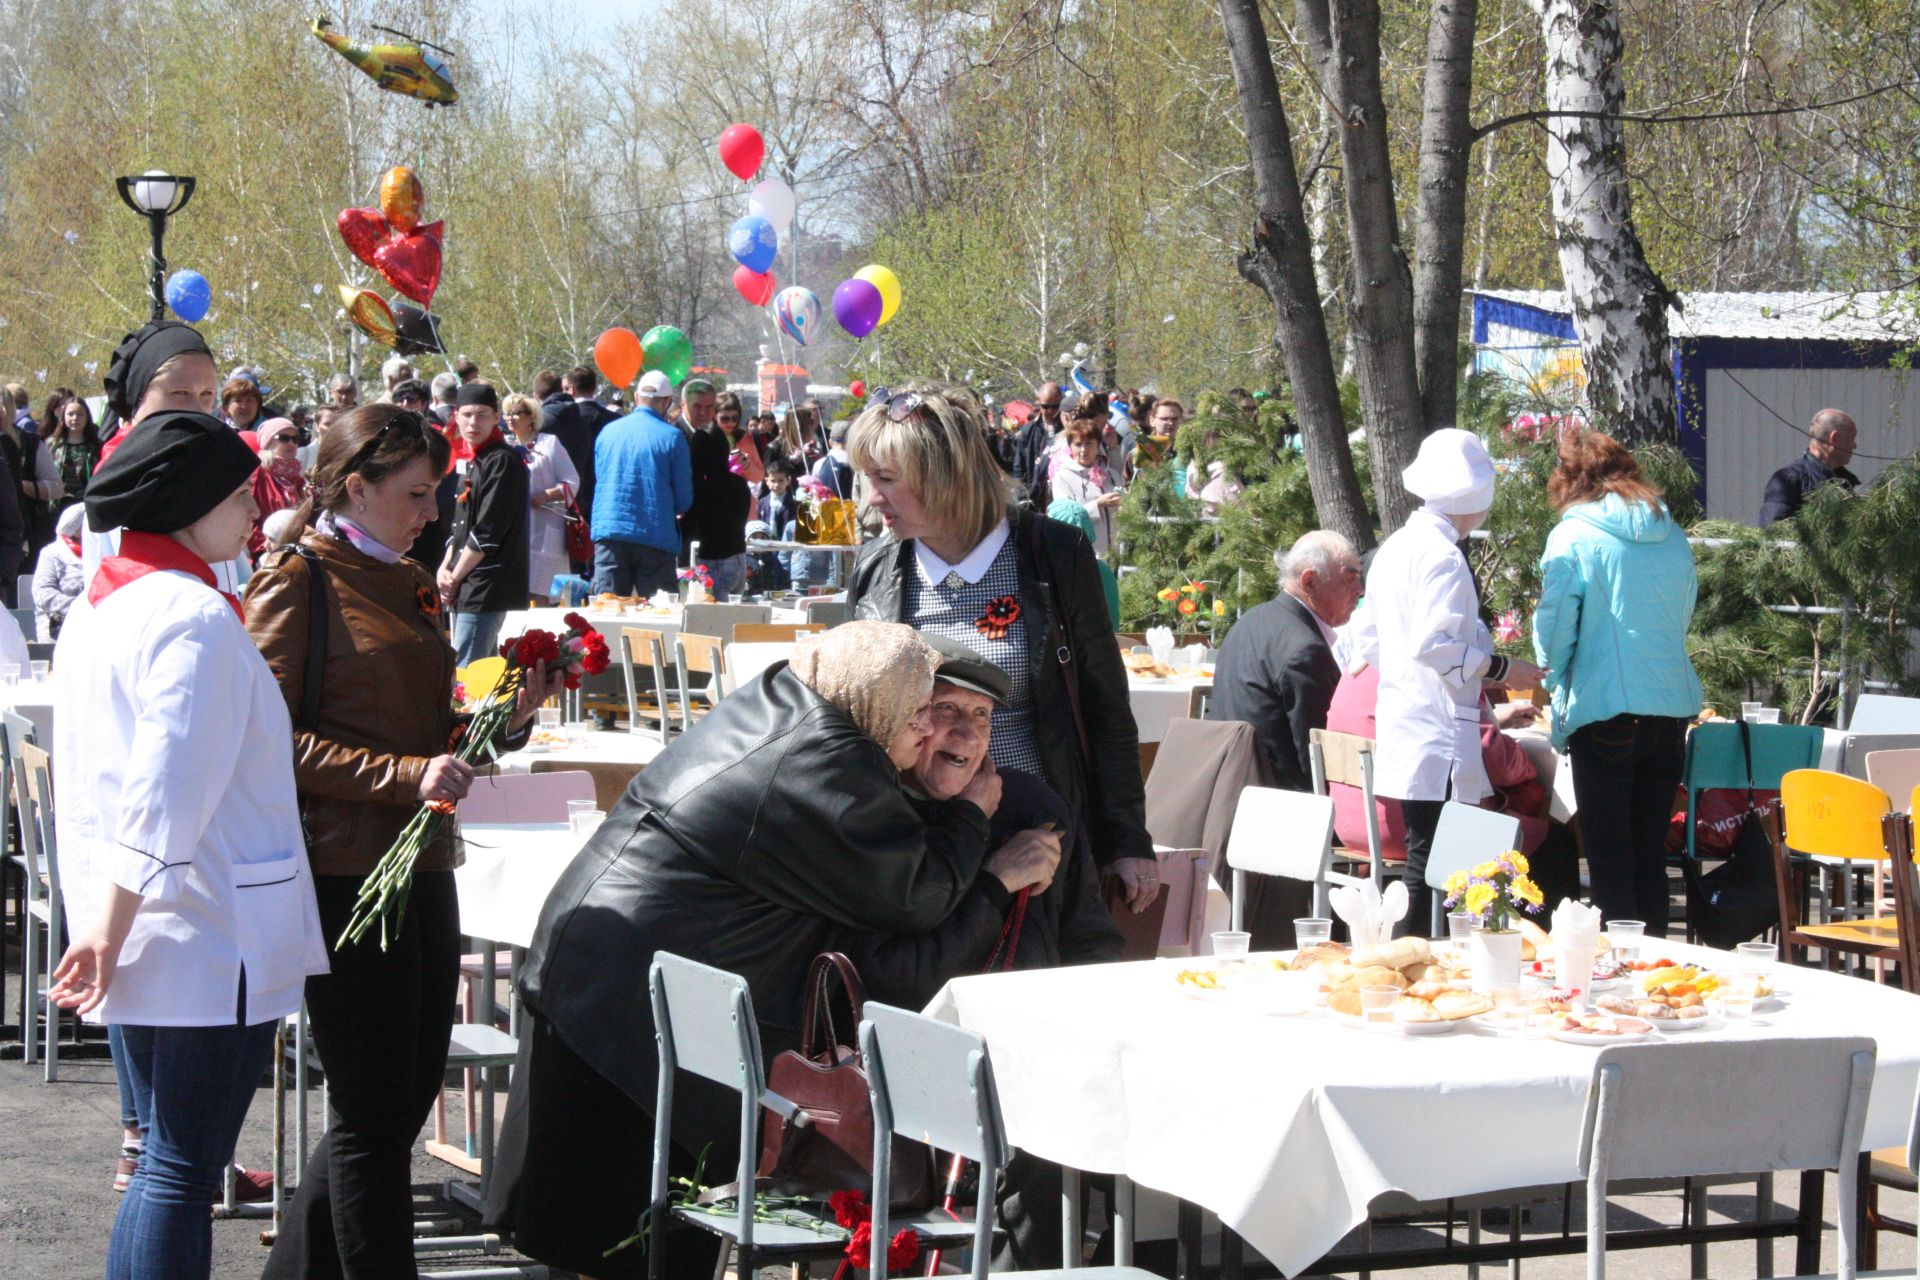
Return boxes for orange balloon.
[379,166,424,233]
[594,327,643,389]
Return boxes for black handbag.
[1683,720,1779,949]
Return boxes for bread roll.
[1328,988,1363,1018]
[1431,990,1492,1020]
[1347,965,1410,991]
[1351,937,1431,971]
[1396,997,1441,1023]
[1405,981,1450,1002]
[1516,918,1550,960]
[1293,944,1350,969]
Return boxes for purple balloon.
[833,278,884,339]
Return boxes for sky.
[466,0,663,38]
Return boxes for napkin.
[1550,897,1602,957]
[1329,878,1407,948]
[1145,626,1174,649]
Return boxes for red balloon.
[733,265,776,306]
[372,220,443,307]
[717,123,764,181]
[337,207,388,270]
[594,328,643,389]
[849,380,866,398]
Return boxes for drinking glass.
[1606,919,1645,967]
[1360,985,1401,1030]
[1211,930,1251,961]
[1446,911,1477,964]
[569,808,606,839]
[27,660,48,681]
[1293,918,1333,951]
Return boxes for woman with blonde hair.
[844,384,1156,908]
[502,391,578,603]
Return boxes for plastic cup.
[1607,919,1645,966]
[537,707,562,733]
[1735,940,1776,982]
[1293,918,1333,950]
[0,665,18,686]
[1740,701,1763,717]
[569,809,606,839]
[1446,911,1477,962]
[27,660,47,681]
[1489,984,1528,1035]
[1719,975,1759,1021]
[1360,985,1401,1029]
[1552,939,1596,1006]
[1749,708,1782,724]
[566,799,596,823]
[1211,930,1251,961]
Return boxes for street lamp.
[115,170,196,322]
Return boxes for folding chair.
[673,633,726,732]
[1864,1063,1920,1264]
[1423,802,1523,935]
[1847,695,1920,736]
[681,602,770,641]
[1771,770,1907,976]
[1578,1037,1876,1280]
[1865,751,1920,812]
[1678,722,1828,936]
[859,1001,1161,1280]
[732,622,824,643]
[16,735,64,1080]
[807,600,850,628]
[619,626,674,743]
[1310,728,1383,889]
[648,953,848,1280]
[1222,786,1343,923]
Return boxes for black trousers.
[263,870,461,1280]
[1568,714,1687,936]
[1399,797,1448,938]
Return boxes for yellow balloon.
[855,264,901,326]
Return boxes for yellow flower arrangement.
[1442,849,1543,932]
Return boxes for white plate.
[1549,1016,1653,1046]
[1331,1008,1461,1035]
[1650,1014,1722,1034]
[1704,993,1785,1014]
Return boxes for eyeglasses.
[507,409,533,417]
[1037,401,1063,412]
[716,413,741,423]
[867,387,925,422]
[268,434,299,445]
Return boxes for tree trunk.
[1532,0,1678,444]
[1299,0,1424,531]
[1217,0,1375,551]
[1412,0,1480,436]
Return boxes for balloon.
[593,328,643,389]
[640,325,693,386]
[337,207,389,270]
[391,303,445,356]
[379,166,424,232]
[372,219,443,306]
[717,123,765,181]
[733,265,776,307]
[773,286,822,347]
[338,286,398,347]
[831,278,884,339]
[747,178,795,234]
[848,380,866,398]
[854,264,901,326]
[164,270,211,323]
[728,215,778,274]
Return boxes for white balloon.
[747,178,796,234]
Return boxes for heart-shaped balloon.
[337,207,389,270]
[373,220,443,307]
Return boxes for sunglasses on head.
[867,387,924,422]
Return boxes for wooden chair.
[454,655,507,703]
[1310,728,1383,888]
[1115,632,1147,649]
[1865,750,1920,811]
[674,633,726,731]
[1770,769,1907,977]
[731,622,824,643]
[619,626,673,743]
[1185,684,1209,720]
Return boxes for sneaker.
[224,1166,274,1203]
[113,1149,140,1194]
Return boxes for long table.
[930,941,1920,1277]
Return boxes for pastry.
[1351,937,1431,972]
[1431,990,1492,1020]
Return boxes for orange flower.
[1177,598,1198,615]
[1157,587,1180,602]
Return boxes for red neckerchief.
[89,529,244,622]
[59,536,81,556]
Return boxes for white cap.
[1402,427,1496,516]
[637,370,675,399]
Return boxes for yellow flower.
[1463,882,1497,917]
[1504,850,1530,876]
[1177,598,1198,615]
[1180,581,1199,595]
[1213,599,1228,617]
[1443,869,1469,897]
[1511,875,1543,907]
[1157,587,1180,602]
[1471,860,1502,881]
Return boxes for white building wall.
[1703,365,1920,522]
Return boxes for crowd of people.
[22,308,1870,1280]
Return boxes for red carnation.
[886,1229,919,1270]
[564,611,590,633]
[508,628,562,669]
[579,631,611,675]
[845,1222,873,1269]
[828,1189,868,1230]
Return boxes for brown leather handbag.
[756,952,935,1211]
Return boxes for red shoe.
[226,1166,275,1202]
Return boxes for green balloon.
[641,325,693,385]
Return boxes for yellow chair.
[1772,768,1903,970]
[454,656,507,703]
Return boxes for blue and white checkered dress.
[904,538,1044,776]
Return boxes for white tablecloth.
[1129,673,1213,745]
[0,678,56,749]
[931,941,1920,1277]
[454,822,580,948]
[499,603,809,650]
[495,729,668,775]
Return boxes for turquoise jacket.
[1531,493,1702,749]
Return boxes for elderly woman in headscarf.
[1350,428,1543,935]
[247,416,304,556]
[485,622,1007,1280]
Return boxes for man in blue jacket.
[591,369,691,597]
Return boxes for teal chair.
[1676,722,1825,939]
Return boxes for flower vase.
[1470,928,1523,994]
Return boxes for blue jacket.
[1532,493,1702,749]
[591,406,692,554]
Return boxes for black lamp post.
[115,170,196,322]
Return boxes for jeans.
[264,872,460,1279]
[110,1023,145,1133]
[451,610,505,666]
[705,553,749,600]
[107,1019,276,1280]
[1569,713,1687,936]
[593,539,678,597]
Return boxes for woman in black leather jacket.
[485,623,1010,1280]
[844,384,1156,909]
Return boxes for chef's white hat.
[1402,427,1495,515]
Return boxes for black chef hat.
[920,633,1012,707]
[103,321,212,420]
[455,381,498,411]
[85,410,261,534]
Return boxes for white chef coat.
[1349,506,1494,804]
[52,568,327,1026]
[83,524,250,596]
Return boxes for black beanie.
[85,410,261,534]
[455,381,498,411]
[103,321,212,420]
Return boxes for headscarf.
[84,410,259,534]
[56,502,84,555]
[1401,427,1496,516]
[787,621,939,749]
[1047,497,1096,541]
[103,321,212,421]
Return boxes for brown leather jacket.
[245,531,463,877]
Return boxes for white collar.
[915,519,1011,588]
[1285,587,1339,650]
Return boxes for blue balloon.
[164,269,211,323]
[727,215,778,274]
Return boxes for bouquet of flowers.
[678,563,715,590]
[339,613,611,948]
[1154,577,1229,633]
[1441,850,1544,933]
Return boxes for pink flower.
[1494,610,1522,644]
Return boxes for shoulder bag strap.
[798,951,869,1060]
[289,543,329,732]
[1024,515,1092,767]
